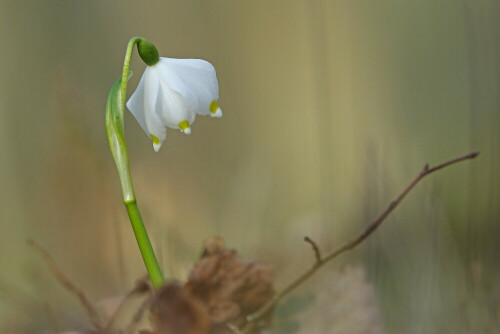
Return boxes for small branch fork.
[304,236,322,264]
[242,151,479,332]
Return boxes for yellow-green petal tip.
[150,134,160,145]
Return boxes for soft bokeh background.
[0,0,498,333]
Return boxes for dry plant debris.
[142,283,211,334]
[185,237,274,333]
[146,237,274,334]
[31,237,274,334]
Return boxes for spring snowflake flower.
[126,57,222,152]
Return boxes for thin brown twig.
[304,236,322,264]
[124,294,153,334]
[104,276,152,333]
[243,151,479,330]
[28,239,103,330]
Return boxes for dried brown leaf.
[148,283,211,334]
[186,237,274,333]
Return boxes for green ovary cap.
[137,39,160,66]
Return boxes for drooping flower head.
[127,39,222,152]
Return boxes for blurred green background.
[0,0,498,333]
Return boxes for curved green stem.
[121,37,142,111]
[105,37,164,289]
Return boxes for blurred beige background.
[0,0,498,333]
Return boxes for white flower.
[126,57,222,152]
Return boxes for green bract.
[105,76,134,202]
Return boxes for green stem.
[125,200,165,288]
[105,37,165,289]
[121,37,142,111]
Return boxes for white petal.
[154,66,196,129]
[142,69,166,151]
[157,58,219,116]
[126,71,149,134]
[126,67,167,151]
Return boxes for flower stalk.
[105,37,164,289]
